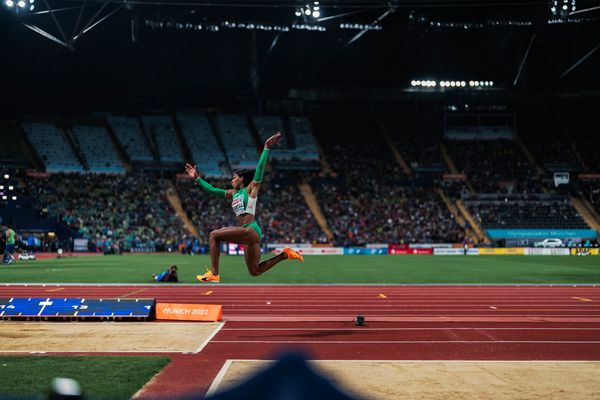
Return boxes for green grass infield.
[0,356,170,399]
[0,253,598,284]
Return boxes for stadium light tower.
[294,2,321,19]
[2,0,35,14]
[550,0,576,18]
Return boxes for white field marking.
[211,340,600,344]
[212,306,600,310]
[2,283,599,287]
[205,360,233,397]
[214,359,600,363]
[221,311,600,315]
[209,302,600,306]
[222,316,600,322]
[176,300,600,303]
[220,327,600,331]
[0,350,179,354]
[193,322,225,354]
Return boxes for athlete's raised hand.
[264,132,283,149]
[185,163,199,179]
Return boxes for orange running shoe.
[282,247,304,262]
[196,269,220,283]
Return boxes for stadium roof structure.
[1,0,600,111]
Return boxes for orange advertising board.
[156,303,222,321]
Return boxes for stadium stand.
[141,115,183,163]
[445,138,544,193]
[465,194,590,229]
[311,113,464,245]
[217,114,259,169]
[571,128,600,173]
[0,121,29,168]
[106,116,154,162]
[253,116,290,155]
[8,110,598,247]
[288,116,320,162]
[176,111,228,177]
[384,115,446,172]
[259,179,326,244]
[518,112,581,172]
[72,125,126,173]
[577,180,600,215]
[22,122,84,173]
[176,176,325,244]
[27,173,188,251]
[176,178,235,245]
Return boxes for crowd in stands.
[518,112,581,171]
[384,115,446,172]
[577,180,600,216]
[465,194,590,229]
[6,110,600,249]
[176,177,326,244]
[27,173,188,252]
[445,139,545,193]
[311,113,465,245]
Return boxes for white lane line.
[0,350,185,353]
[205,360,233,397]
[211,340,600,344]
[221,327,600,331]
[216,359,600,363]
[194,322,225,354]
[224,309,600,322]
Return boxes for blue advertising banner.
[343,247,388,255]
[486,229,597,239]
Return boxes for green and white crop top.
[231,187,257,216]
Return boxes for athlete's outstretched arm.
[185,163,231,198]
[249,132,282,196]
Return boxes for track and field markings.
[206,360,233,397]
[221,327,600,331]
[573,297,593,302]
[118,288,147,298]
[378,294,387,299]
[203,291,213,295]
[46,288,64,293]
[211,340,600,344]
[193,322,225,354]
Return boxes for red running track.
[1,285,599,398]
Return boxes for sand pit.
[210,360,600,400]
[0,322,222,353]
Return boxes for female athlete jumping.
[185,132,303,283]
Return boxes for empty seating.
[176,112,227,177]
[141,115,182,163]
[289,117,319,161]
[72,125,125,173]
[217,114,259,169]
[22,122,83,173]
[107,116,154,162]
